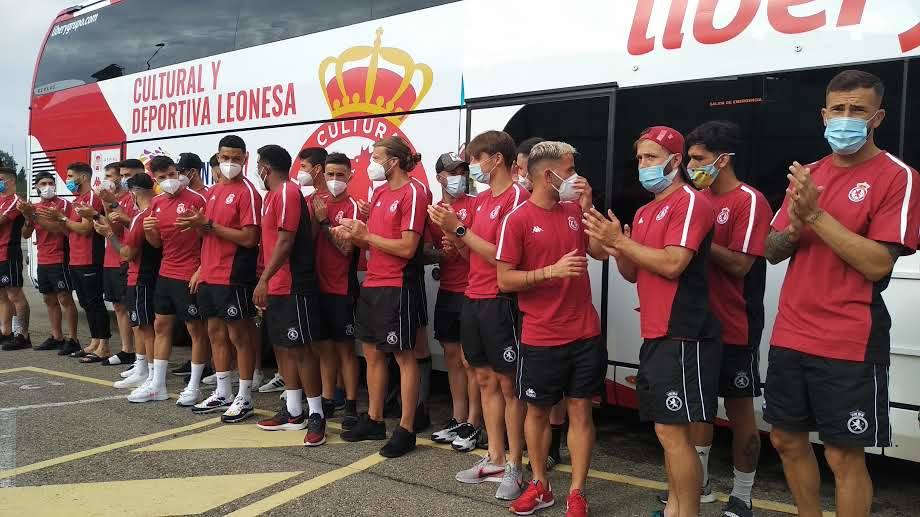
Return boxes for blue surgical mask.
[0,182,7,194]
[66,179,79,193]
[638,154,678,194]
[444,175,467,197]
[824,112,878,155]
[469,155,498,184]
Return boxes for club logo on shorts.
[187,305,199,316]
[525,388,536,399]
[733,371,751,389]
[345,324,354,336]
[489,206,501,220]
[847,410,869,435]
[502,346,516,363]
[389,201,399,213]
[717,207,730,225]
[0,275,9,285]
[176,203,186,214]
[57,281,66,289]
[457,208,468,222]
[227,306,239,317]
[656,206,670,221]
[567,216,579,231]
[335,210,344,223]
[225,193,236,205]
[665,390,683,412]
[130,311,138,322]
[287,327,299,341]
[386,331,398,345]
[848,182,870,203]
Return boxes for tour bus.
[28,0,920,461]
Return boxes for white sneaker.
[120,364,136,378]
[221,395,254,423]
[114,371,146,389]
[252,369,264,389]
[260,373,285,393]
[127,384,169,403]
[176,386,201,407]
[129,377,152,398]
[202,371,238,386]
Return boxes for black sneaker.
[322,398,335,419]
[0,333,13,349]
[58,338,81,356]
[379,425,416,458]
[413,402,431,433]
[2,334,31,351]
[340,413,387,442]
[34,337,64,351]
[172,361,192,376]
[342,408,359,430]
[304,413,327,446]
[721,496,753,517]
[102,351,136,366]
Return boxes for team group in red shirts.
[3,69,918,517]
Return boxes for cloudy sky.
[0,0,74,168]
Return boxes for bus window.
[906,59,920,172]
[235,0,372,50]
[372,0,457,18]
[132,0,239,70]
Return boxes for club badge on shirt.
[717,207,730,225]
[567,216,579,231]
[848,182,870,203]
[225,194,236,205]
[656,206,670,221]
[389,201,399,213]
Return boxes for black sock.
[550,424,563,458]
[345,399,357,414]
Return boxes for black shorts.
[355,284,421,353]
[126,284,156,327]
[764,347,890,448]
[266,294,326,348]
[460,296,521,374]
[637,337,722,424]
[518,336,606,406]
[433,290,464,343]
[317,293,355,342]
[37,264,73,294]
[415,266,429,327]
[103,264,128,304]
[154,276,202,322]
[0,256,24,289]
[197,283,256,321]
[719,344,762,399]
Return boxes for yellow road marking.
[11,366,117,388]
[226,454,386,517]
[136,422,346,451]
[0,417,220,480]
[0,472,301,517]
[0,367,30,374]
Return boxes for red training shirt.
[428,194,474,294]
[703,183,771,347]
[149,188,207,281]
[465,183,529,299]
[0,194,23,262]
[310,191,361,296]
[496,200,600,346]
[261,181,315,296]
[104,191,138,268]
[35,197,69,265]
[201,179,262,286]
[65,189,105,267]
[363,181,427,288]
[631,185,717,340]
[124,208,162,287]
[771,152,920,364]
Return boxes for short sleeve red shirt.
[104,192,138,268]
[496,200,600,346]
[363,181,427,288]
[262,181,314,296]
[313,192,361,296]
[201,179,263,286]
[66,189,105,267]
[465,183,530,299]
[428,194,475,294]
[703,183,771,346]
[631,185,717,340]
[0,194,23,262]
[150,188,207,281]
[124,208,161,287]
[770,152,920,363]
[35,197,69,265]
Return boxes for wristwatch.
[109,202,120,210]
[454,225,467,238]
[202,220,215,232]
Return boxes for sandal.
[70,348,94,358]
[80,353,107,364]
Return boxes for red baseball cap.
[638,126,685,156]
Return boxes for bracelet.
[804,210,823,225]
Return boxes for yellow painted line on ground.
[135,421,346,451]
[0,471,301,517]
[0,417,221,480]
[15,366,118,388]
[226,453,386,517]
[0,367,30,374]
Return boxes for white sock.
[696,445,712,486]
[238,380,252,402]
[730,468,756,506]
[188,363,205,390]
[153,359,169,390]
[286,389,304,417]
[134,355,148,376]
[307,396,323,418]
[146,363,154,382]
[216,371,232,398]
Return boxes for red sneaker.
[509,480,555,515]
[565,489,588,517]
[304,413,326,446]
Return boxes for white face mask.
[516,174,533,191]
[100,179,117,192]
[552,171,581,202]
[297,170,313,187]
[39,186,55,200]
[367,160,390,182]
[159,178,181,196]
[179,174,190,188]
[219,162,242,179]
[326,179,347,197]
[444,175,467,197]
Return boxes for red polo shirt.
[104,191,138,268]
[124,207,161,287]
[201,179,262,286]
[427,194,475,294]
[66,189,105,267]
[35,197,69,265]
[363,181,427,288]
[465,183,529,299]
[310,191,361,296]
[261,181,314,296]
[149,188,207,281]
[0,194,23,262]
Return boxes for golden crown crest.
[318,28,433,127]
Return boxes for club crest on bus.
[297,28,433,204]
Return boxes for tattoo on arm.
[765,230,798,264]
